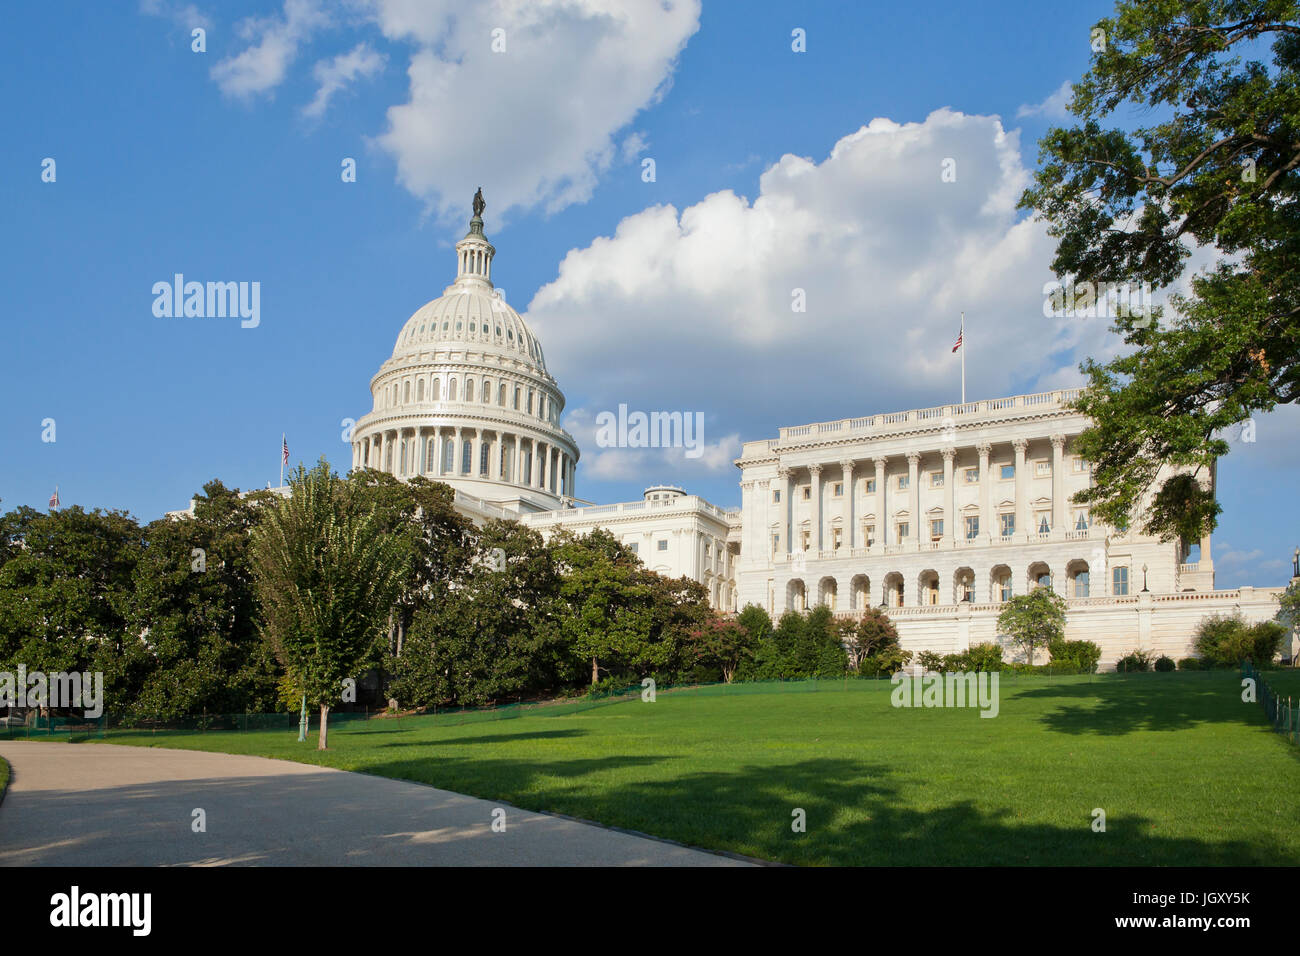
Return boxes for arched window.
[482,379,492,402]
[442,439,455,473]
[465,379,475,402]
[425,438,436,473]
[431,378,441,401]
[416,379,424,402]
[498,383,506,405]
[403,381,410,403]
[514,387,520,410]
[448,378,458,401]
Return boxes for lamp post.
[1141,563,1149,593]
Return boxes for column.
[469,429,481,478]
[495,433,505,480]
[780,468,793,554]
[515,434,523,484]
[536,441,547,489]
[809,464,823,552]
[454,426,464,474]
[978,443,992,543]
[840,459,854,550]
[873,457,887,547]
[942,447,956,544]
[907,452,920,550]
[1013,438,1029,540]
[379,432,388,474]
[1051,434,1066,535]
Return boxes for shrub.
[962,642,1005,672]
[1048,638,1102,673]
[1194,613,1255,667]
[1154,655,1176,672]
[1249,620,1287,667]
[1115,649,1152,673]
[916,651,945,673]
[1177,657,1203,671]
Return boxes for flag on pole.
[48,486,60,510]
[951,326,963,352]
[282,434,289,466]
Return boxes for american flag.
[48,486,59,510]
[282,434,289,466]
[951,327,963,353]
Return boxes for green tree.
[685,615,754,683]
[249,459,410,748]
[997,588,1067,665]
[842,607,903,673]
[1019,0,1300,541]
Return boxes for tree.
[686,616,754,683]
[249,459,410,748]
[842,607,902,672]
[1019,0,1300,542]
[997,588,1067,665]
[1277,580,1300,664]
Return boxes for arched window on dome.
[513,387,520,410]
[416,379,424,402]
[527,388,535,415]
[461,439,473,475]
[482,379,491,402]
[448,378,458,401]
[425,438,436,473]
[431,378,441,401]
[465,379,475,402]
[403,381,410,404]
[498,383,506,406]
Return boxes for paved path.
[0,742,750,866]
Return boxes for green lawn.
[93,672,1300,865]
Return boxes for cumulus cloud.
[303,42,386,118]
[211,0,330,99]
[371,0,700,220]
[524,108,1132,448]
[1016,80,1073,119]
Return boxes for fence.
[1241,661,1300,746]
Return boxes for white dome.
[392,288,546,372]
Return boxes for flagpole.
[280,433,285,488]
[960,312,966,405]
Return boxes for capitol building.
[182,198,1282,669]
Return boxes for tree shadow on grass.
[1013,672,1279,738]
[375,728,588,748]
[362,752,1294,866]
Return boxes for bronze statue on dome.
[472,187,485,218]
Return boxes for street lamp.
[1141,563,1149,592]
[1292,547,1298,580]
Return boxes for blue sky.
[2,0,1295,586]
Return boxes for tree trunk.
[591,655,599,686]
[318,703,329,750]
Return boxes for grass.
[90,671,1299,866]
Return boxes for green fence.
[1242,661,1300,745]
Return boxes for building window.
[1113,566,1129,596]
[865,478,876,493]
[1074,571,1090,598]
[442,439,454,473]
[1035,460,1051,477]
[964,467,979,484]
[930,518,943,540]
[480,442,491,476]
[466,380,475,402]
[461,440,473,474]
[416,379,424,401]
[1000,464,1015,480]
[896,521,909,541]
[657,539,668,552]
[1037,514,1051,534]
[773,489,781,504]
[864,524,876,547]
[833,482,843,497]
[1036,571,1052,589]
[771,534,780,557]
[1072,457,1090,474]
[1000,513,1015,537]
[514,387,520,410]
[832,527,842,550]
[501,443,513,479]
[1073,511,1090,531]
[800,530,811,551]
[897,475,909,490]
[930,472,943,488]
[802,486,811,500]
[629,542,638,555]
[998,576,1012,602]
[965,515,979,539]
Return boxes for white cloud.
[1016,80,1073,120]
[371,0,701,220]
[211,0,330,99]
[139,0,211,32]
[303,42,386,118]
[525,108,1121,443]
[562,407,741,480]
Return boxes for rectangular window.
[1113,566,1129,596]
[480,442,491,476]
[930,472,943,488]
[1072,457,1090,473]
[864,524,876,547]
[833,482,843,497]
[1000,464,1015,480]
[462,440,473,474]
[802,486,811,500]
[930,519,943,540]
[897,475,909,490]
[965,515,979,539]
[999,578,1012,602]
[773,489,781,503]
[1036,514,1051,534]
[1073,511,1090,531]
[629,542,639,555]
[771,534,779,557]
[657,539,668,552]
[897,521,909,540]
[1035,460,1051,477]
[1000,513,1015,537]
[964,467,979,484]
[865,478,877,493]
[800,531,811,551]
[1074,571,1090,598]
[832,528,842,550]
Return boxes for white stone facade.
[733,391,1284,666]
